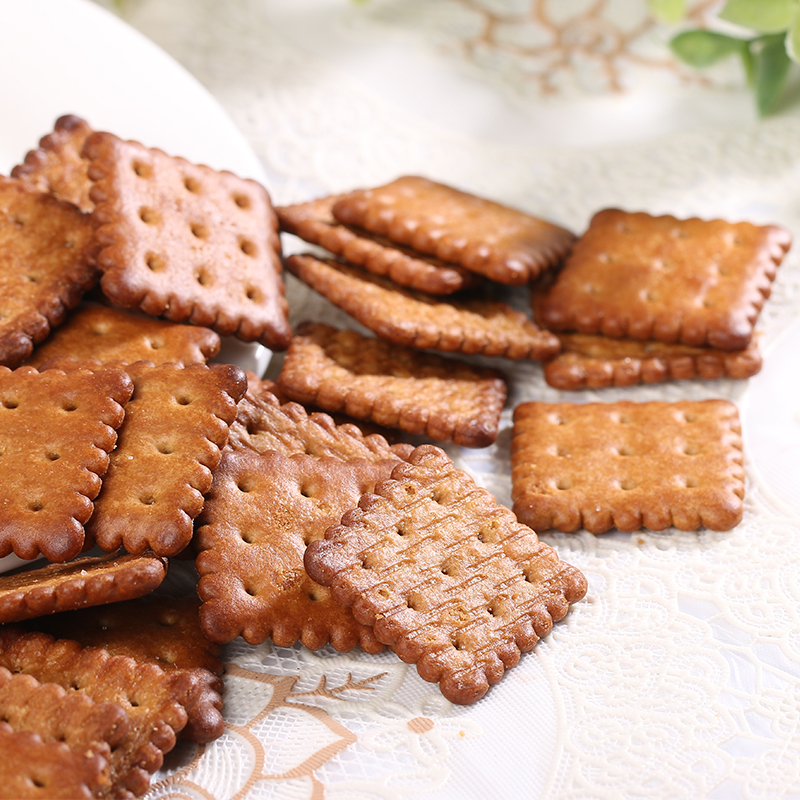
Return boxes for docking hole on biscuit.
[196,269,212,286]
[183,175,201,193]
[232,193,251,209]
[148,337,165,350]
[156,441,175,455]
[140,494,156,505]
[27,500,44,512]
[61,400,78,412]
[175,394,193,406]
[139,206,158,224]
[1,397,18,409]
[145,252,166,272]
[239,238,257,257]
[190,222,208,239]
[45,450,61,461]
[132,160,151,178]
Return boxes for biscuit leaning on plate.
[83,130,292,350]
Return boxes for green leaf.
[751,33,793,114]
[670,30,747,67]
[787,9,800,61]
[648,0,687,23]
[719,0,798,33]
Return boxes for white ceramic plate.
[0,0,272,572]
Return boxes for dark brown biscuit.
[0,366,133,562]
[331,176,576,285]
[304,444,587,705]
[511,399,745,533]
[0,176,100,368]
[83,361,247,556]
[83,131,292,350]
[536,208,791,350]
[11,114,95,212]
[543,332,763,389]
[0,551,167,624]
[278,322,507,447]
[196,445,394,651]
[24,301,220,368]
[277,194,480,294]
[285,254,560,360]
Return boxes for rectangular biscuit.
[277,322,507,447]
[331,176,576,285]
[511,399,745,533]
[536,208,791,350]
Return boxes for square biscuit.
[331,176,576,285]
[511,399,745,533]
[83,131,292,350]
[278,322,507,447]
[536,208,791,350]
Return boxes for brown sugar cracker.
[83,131,292,350]
[511,399,745,534]
[330,176,576,285]
[11,114,95,213]
[0,626,212,796]
[536,208,791,350]
[80,361,247,557]
[0,176,100,368]
[230,384,415,462]
[304,444,587,705]
[0,366,133,563]
[278,322,507,447]
[277,194,481,295]
[543,332,763,390]
[196,445,395,651]
[24,301,220,369]
[0,550,167,624]
[285,253,560,360]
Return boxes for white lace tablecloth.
[88,1,800,797]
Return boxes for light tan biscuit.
[0,176,100,368]
[543,332,762,389]
[83,131,292,350]
[0,366,133,562]
[331,176,575,285]
[24,301,220,368]
[285,254,560,360]
[196,445,395,651]
[511,399,745,533]
[277,194,481,294]
[304,444,587,705]
[11,114,95,213]
[278,322,507,447]
[0,551,167,624]
[536,209,791,350]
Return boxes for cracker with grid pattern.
[11,114,95,213]
[304,444,587,705]
[68,360,246,557]
[511,399,745,533]
[230,384,415,462]
[196,445,397,651]
[0,626,211,796]
[543,331,762,390]
[0,550,167,624]
[83,131,291,350]
[0,176,100,368]
[277,193,481,294]
[278,322,507,447]
[330,176,575,285]
[536,208,791,350]
[0,365,133,562]
[24,301,220,369]
[285,254,559,360]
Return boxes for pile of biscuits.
[0,114,790,798]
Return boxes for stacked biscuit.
[0,115,598,797]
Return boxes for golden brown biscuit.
[196,445,395,651]
[277,194,481,294]
[24,301,220,369]
[83,131,292,350]
[278,322,507,447]
[331,176,576,285]
[11,114,95,213]
[543,332,763,389]
[536,209,791,350]
[0,551,167,624]
[0,176,100,368]
[304,444,587,705]
[285,254,560,360]
[511,399,745,533]
[0,365,133,562]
